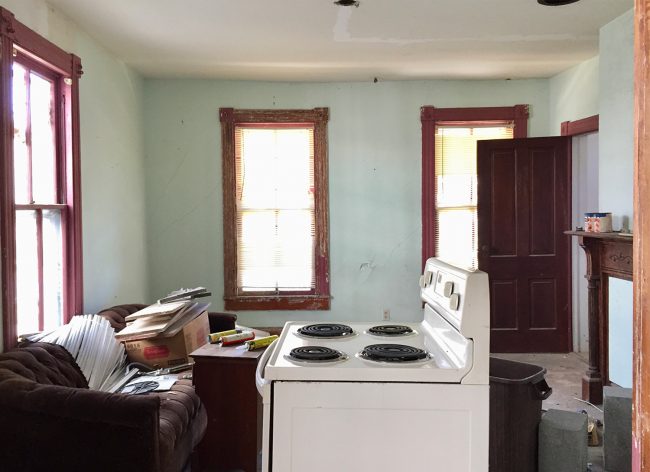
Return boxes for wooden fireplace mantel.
[566,230,633,404]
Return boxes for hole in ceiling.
[334,0,360,7]
[537,0,580,5]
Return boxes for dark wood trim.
[420,104,529,127]
[220,108,330,311]
[420,111,436,269]
[560,115,599,136]
[220,108,238,306]
[15,204,67,211]
[566,230,633,404]
[0,7,74,76]
[225,296,330,311]
[633,2,649,467]
[0,16,18,350]
[220,108,329,125]
[420,105,529,268]
[68,54,84,320]
[0,7,83,348]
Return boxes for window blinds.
[434,125,513,270]
[235,126,315,292]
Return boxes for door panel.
[529,279,556,329]
[478,137,571,353]
[491,280,518,329]
[491,151,517,255]
[530,150,556,255]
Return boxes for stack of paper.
[158,287,211,304]
[115,301,210,342]
[29,314,130,392]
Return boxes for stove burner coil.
[289,346,344,362]
[360,344,428,363]
[297,323,354,338]
[368,325,414,336]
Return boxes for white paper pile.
[115,301,209,342]
[30,315,130,392]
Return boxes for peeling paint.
[359,261,375,271]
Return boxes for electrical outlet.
[383,309,390,321]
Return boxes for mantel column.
[578,235,604,404]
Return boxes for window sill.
[224,295,330,311]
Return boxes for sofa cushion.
[0,342,88,388]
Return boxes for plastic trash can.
[489,356,553,472]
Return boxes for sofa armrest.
[97,304,148,332]
[208,311,237,333]
[0,381,161,472]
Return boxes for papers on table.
[120,374,179,394]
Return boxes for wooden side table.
[190,329,269,472]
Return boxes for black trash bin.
[489,357,552,472]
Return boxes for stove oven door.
[271,381,489,472]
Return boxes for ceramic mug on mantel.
[584,212,612,233]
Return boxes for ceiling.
[45,0,633,82]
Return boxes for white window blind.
[435,125,513,270]
[235,126,315,292]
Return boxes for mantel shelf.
[565,230,634,243]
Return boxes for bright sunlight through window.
[235,127,315,292]
[13,61,64,335]
[435,125,513,270]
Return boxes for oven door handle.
[255,338,277,397]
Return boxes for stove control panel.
[443,281,454,297]
[449,293,461,311]
[419,270,435,288]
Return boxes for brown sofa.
[0,341,207,472]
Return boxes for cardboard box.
[124,311,209,369]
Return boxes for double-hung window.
[220,108,330,310]
[1,7,83,349]
[421,106,528,270]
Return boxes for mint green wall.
[600,9,634,232]
[0,0,149,329]
[144,79,549,327]
[549,56,599,135]
[600,9,634,386]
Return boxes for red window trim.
[560,115,599,136]
[220,107,330,311]
[0,7,83,350]
[420,105,529,269]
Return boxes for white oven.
[255,258,490,472]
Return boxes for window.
[1,7,83,349]
[421,106,528,269]
[220,108,330,310]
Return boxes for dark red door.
[477,137,571,353]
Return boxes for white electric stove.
[256,258,490,472]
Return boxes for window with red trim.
[220,108,330,311]
[1,7,83,349]
[420,106,528,269]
